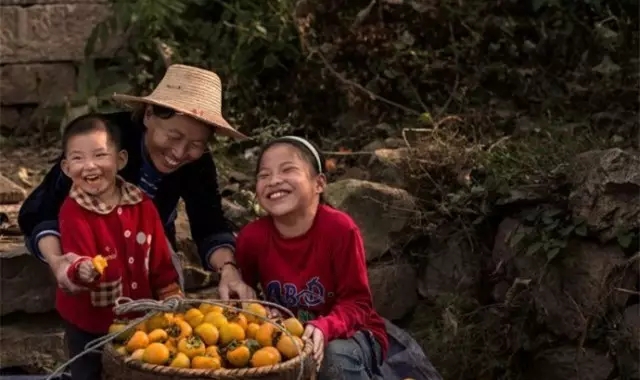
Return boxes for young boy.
[57,114,182,380]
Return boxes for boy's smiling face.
[62,127,127,199]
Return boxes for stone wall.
[0,0,115,134]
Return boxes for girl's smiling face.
[255,143,326,218]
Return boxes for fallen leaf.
[17,167,32,187]
[592,55,621,75]
[325,158,338,172]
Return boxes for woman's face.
[143,106,212,173]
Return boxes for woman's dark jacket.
[17,111,235,268]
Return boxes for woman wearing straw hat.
[18,64,256,303]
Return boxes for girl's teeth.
[270,192,286,199]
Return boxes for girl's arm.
[308,226,375,344]
[145,200,183,299]
[234,225,260,291]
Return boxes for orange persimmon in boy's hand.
[76,260,100,284]
[92,255,108,275]
[66,255,107,285]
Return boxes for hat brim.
[111,93,248,141]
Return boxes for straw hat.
[112,64,246,140]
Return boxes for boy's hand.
[52,253,89,294]
[77,259,100,283]
[66,256,99,285]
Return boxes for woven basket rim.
[103,337,314,378]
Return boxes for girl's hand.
[302,324,324,370]
[266,307,283,319]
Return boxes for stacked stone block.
[0,0,115,133]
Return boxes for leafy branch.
[509,207,588,262]
[509,205,638,263]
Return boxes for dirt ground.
[1,146,60,190]
[0,146,61,253]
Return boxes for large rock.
[568,148,640,242]
[346,144,410,188]
[187,285,221,301]
[0,247,57,316]
[174,197,254,267]
[221,197,255,227]
[2,0,107,3]
[493,218,627,340]
[325,179,416,262]
[614,304,640,379]
[0,64,76,105]
[622,303,640,343]
[367,148,410,188]
[368,261,418,321]
[0,312,66,370]
[173,214,216,291]
[181,261,216,292]
[173,198,248,291]
[174,201,200,266]
[525,346,614,380]
[0,173,26,204]
[0,106,23,133]
[0,3,118,64]
[0,104,36,134]
[418,237,481,301]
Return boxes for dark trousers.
[64,322,105,380]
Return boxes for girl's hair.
[256,136,330,205]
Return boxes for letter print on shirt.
[103,246,117,261]
[265,276,326,321]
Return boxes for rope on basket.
[45,296,310,380]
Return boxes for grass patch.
[481,123,612,193]
[407,294,528,380]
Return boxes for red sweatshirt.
[235,204,388,357]
[57,179,182,334]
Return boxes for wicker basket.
[101,339,317,380]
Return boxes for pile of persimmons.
[108,302,305,370]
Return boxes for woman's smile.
[163,154,180,169]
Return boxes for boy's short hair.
[61,113,122,155]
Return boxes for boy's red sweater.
[57,182,181,334]
[235,204,388,357]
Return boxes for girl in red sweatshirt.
[235,136,388,380]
